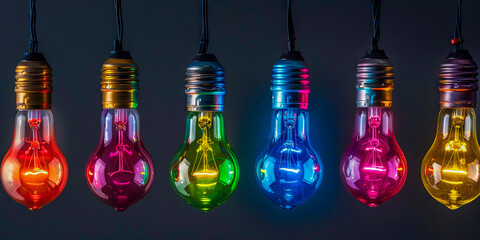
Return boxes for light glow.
[24,170,48,176]
[280,148,302,153]
[197,182,217,187]
[442,169,468,175]
[441,179,464,185]
[193,171,218,177]
[362,166,387,172]
[279,168,300,173]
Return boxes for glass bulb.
[86,109,154,211]
[255,109,323,209]
[340,107,407,207]
[170,111,239,212]
[421,108,480,210]
[1,110,68,210]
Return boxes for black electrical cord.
[114,0,124,51]
[28,0,38,53]
[452,0,463,50]
[287,0,296,52]
[371,0,381,51]
[198,0,209,54]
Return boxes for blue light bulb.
[255,51,323,209]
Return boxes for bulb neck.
[439,49,479,108]
[271,51,310,109]
[356,49,394,108]
[269,109,311,141]
[184,111,226,142]
[13,109,55,142]
[353,107,394,137]
[185,54,225,112]
[101,51,139,109]
[99,109,141,142]
[15,53,52,110]
[435,108,477,141]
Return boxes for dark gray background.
[0,0,479,239]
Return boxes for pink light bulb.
[85,54,154,211]
[86,109,154,211]
[340,107,407,206]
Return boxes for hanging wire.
[198,0,209,54]
[114,0,124,51]
[287,0,296,52]
[452,0,463,50]
[370,0,381,51]
[28,0,38,53]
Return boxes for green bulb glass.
[170,111,240,212]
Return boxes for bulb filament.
[108,109,134,185]
[279,110,301,174]
[192,113,219,186]
[22,111,49,185]
[440,109,468,188]
[362,107,386,178]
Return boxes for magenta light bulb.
[340,50,407,207]
[86,53,154,211]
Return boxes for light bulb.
[170,54,240,212]
[255,51,323,209]
[340,50,407,207]
[1,53,68,210]
[422,50,480,210]
[86,52,154,211]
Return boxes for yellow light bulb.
[422,108,480,209]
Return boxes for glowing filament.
[279,110,301,173]
[193,171,218,177]
[365,146,383,152]
[442,169,468,175]
[22,118,51,185]
[438,114,469,188]
[445,141,467,152]
[280,148,302,153]
[361,114,385,175]
[362,166,387,172]
[108,118,134,180]
[24,170,48,176]
[279,168,300,173]
[192,115,219,178]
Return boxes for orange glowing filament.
[21,119,50,185]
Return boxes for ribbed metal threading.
[439,50,479,108]
[15,53,52,110]
[271,51,310,109]
[101,51,139,109]
[185,54,225,112]
[356,50,394,107]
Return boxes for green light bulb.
[170,111,239,211]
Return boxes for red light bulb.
[1,110,68,210]
[2,2,69,210]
